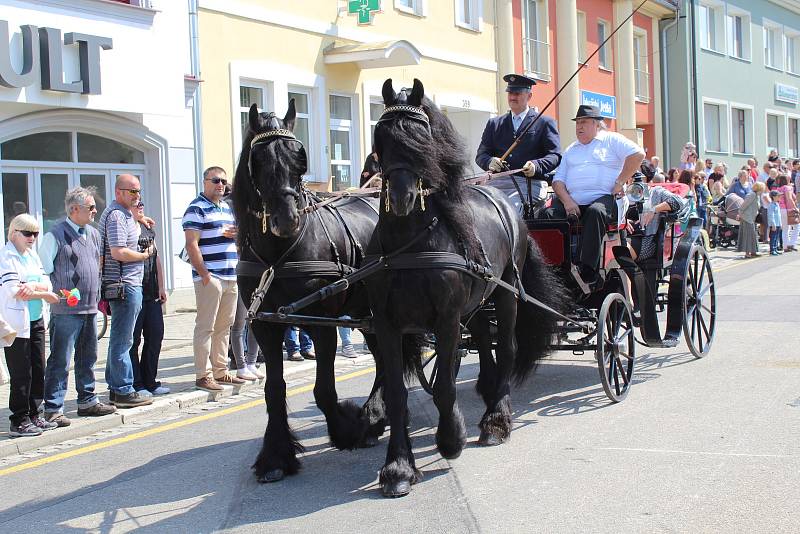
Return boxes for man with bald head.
[97,174,154,408]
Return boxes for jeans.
[284,327,313,356]
[44,314,98,413]
[770,227,782,252]
[697,206,707,228]
[4,319,45,425]
[130,298,164,392]
[338,316,353,347]
[230,294,260,369]
[106,285,143,395]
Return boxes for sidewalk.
[0,312,368,458]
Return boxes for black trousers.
[543,194,617,272]
[4,318,45,425]
[130,298,164,392]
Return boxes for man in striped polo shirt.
[183,166,243,392]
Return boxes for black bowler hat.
[572,104,604,120]
[503,73,536,93]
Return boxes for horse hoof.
[257,468,285,483]
[360,435,379,448]
[477,431,505,447]
[382,480,411,498]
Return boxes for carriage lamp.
[626,182,649,205]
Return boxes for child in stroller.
[709,193,743,248]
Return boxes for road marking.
[0,367,376,477]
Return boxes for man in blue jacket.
[476,73,562,215]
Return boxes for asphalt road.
[0,252,798,533]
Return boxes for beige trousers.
[193,277,238,380]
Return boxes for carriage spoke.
[698,308,711,341]
[697,255,707,288]
[615,355,629,385]
[610,356,620,394]
[699,302,715,315]
[690,305,698,341]
[696,281,714,301]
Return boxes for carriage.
[413,180,717,403]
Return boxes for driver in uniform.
[542,104,645,286]
[475,74,562,215]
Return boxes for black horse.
[233,102,410,483]
[366,79,566,497]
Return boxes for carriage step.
[647,336,680,348]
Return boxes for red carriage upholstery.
[651,182,690,197]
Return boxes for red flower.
[66,295,79,307]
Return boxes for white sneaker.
[236,368,257,381]
[246,364,265,379]
[341,344,358,358]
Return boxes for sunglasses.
[18,230,39,238]
[79,204,97,211]
[205,177,228,185]
[119,188,142,196]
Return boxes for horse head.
[375,78,437,217]
[245,100,308,238]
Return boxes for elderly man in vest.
[39,187,116,426]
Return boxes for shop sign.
[348,0,381,25]
[0,20,112,95]
[581,90,616,119]
[775,82,799,105]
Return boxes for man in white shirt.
[543,105,645,284]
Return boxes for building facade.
[0,0,199,291]
[664,0,800,170]
[506,0,677,156]
[197,0,501,193]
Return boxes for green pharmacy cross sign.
[348,0,381,25]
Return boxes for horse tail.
[512,235,571,384]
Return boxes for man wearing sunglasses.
[97,174,155,408]
[182,166,241,392]
[38,186,118,426]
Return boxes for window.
[764,21,783,70]
[522,0,550,81]
[329,95,355,191]
[576,12,587,64]
[598,20,611,70]
[698,3,724,53]
[395,0,424,16]
[730,105,753,155]
[789,117,800,158]
[786,29,800,74]
[1,132,71,161]
[456,0,480,31]
[633,31,649,102]
[703,102,727,152]
[288,88,312,176]
[369,100,383,147]
[726,8,751,60]
[239,83,266,135]
[767,113,783,154]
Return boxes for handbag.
[100,209,126,301]
[788,209,800,226]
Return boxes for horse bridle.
[375,104,439,212]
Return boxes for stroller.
[709,193,743,248]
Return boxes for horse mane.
[231,127,256,243]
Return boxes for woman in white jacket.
[1,214,59,437]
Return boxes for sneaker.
[136,389,153,398]
[301,350,316,360]
[31,416,58,431]
[110,392,153,409]
[77,402,117,416]
[150,386,171,395]
[215,373,246,385]
[341,344,358,359]
[45,412,71,427]
[9,421,42,438]
[196,376,224,391]
[236,368,258,381]
[246,363,265,379]
[287,352,304,362]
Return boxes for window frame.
[729,101,754,156]
[238,80,270,138]
[597,19,612,71]
[328,92,359,191]
[788,113,800,159]
[287,86,315,181]
[765,109,787,156]
[702,97,729,154]
[764,19,784,71]
[455,0,481,32]
[521,0,551,82]
[633,29,649,103]
[576,11,587,64]
[698,1,726,54]
[725,5,751,62]
[394,0,426,17]
[785,26,800,76]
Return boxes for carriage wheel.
[595,293,636,403]
[682,245,716,358]
[416,348,464,395]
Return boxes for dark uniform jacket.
[475,108,562,180]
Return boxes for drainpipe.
[688,0,699,149]
[188,0,204,191]
[660,4,680,168]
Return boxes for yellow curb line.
[0,367,376,477]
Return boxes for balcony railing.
[523,38,551,82]
[634,68,650,103]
